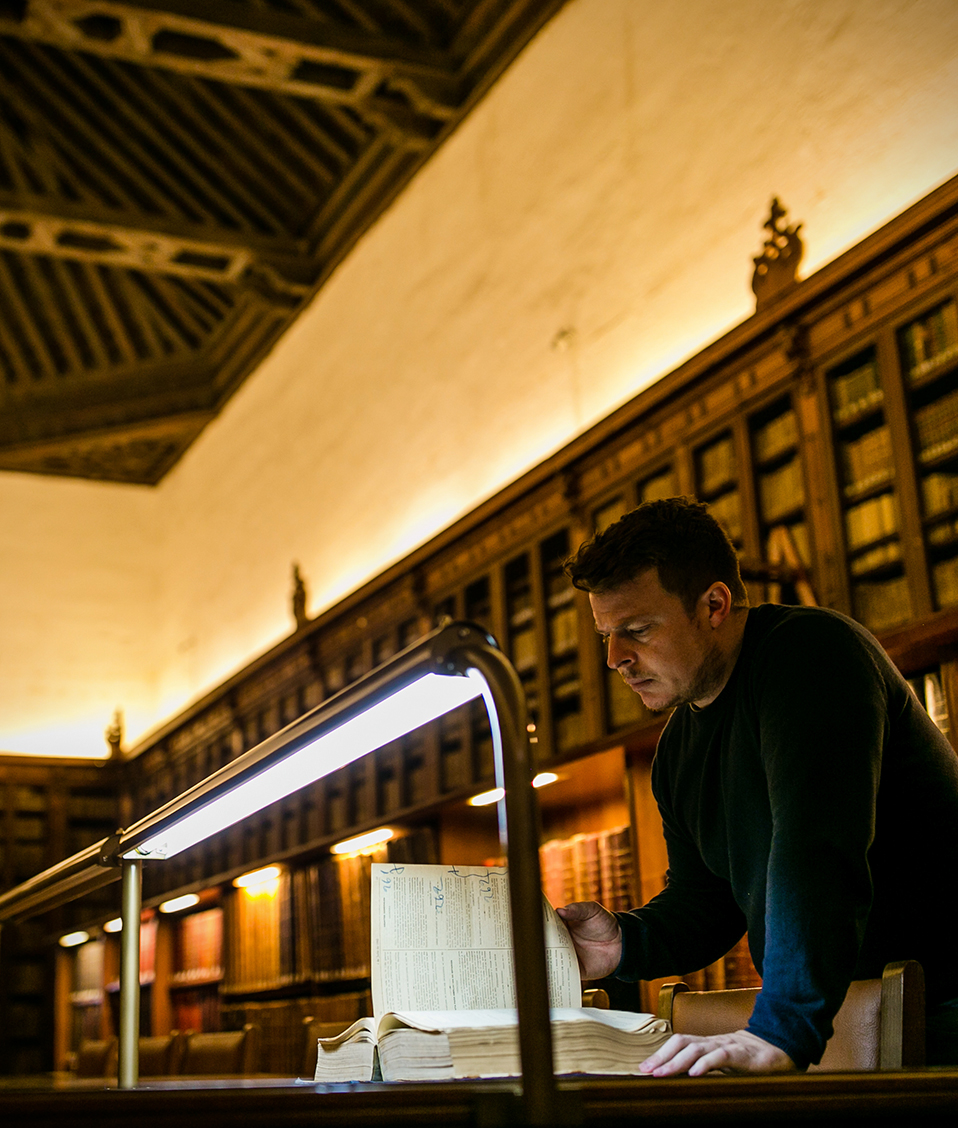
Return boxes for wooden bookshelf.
[35,174,958,1071]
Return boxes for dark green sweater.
[615,603,958,1068]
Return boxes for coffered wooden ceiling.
[0,0,566,483]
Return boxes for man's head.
[565,496,747,612]
[565,498,748,711]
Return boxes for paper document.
[370,862,580,1018]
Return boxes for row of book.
[849,539,902,578]
[914,388,958,461]
[845,491,898,551]
[830,360,882,422]
[934,556,958,609]
[697,434,736,496]
[540,825,634,914]
[172,986,222,1034]
[757,457,804,524]
[852,574,912,633]
[172,906,223,985]
[221,828,438,994]
[922,470,958,517]
[900,300,958,381]
[839,424,892,494]
[707,489,743,544]
[223,989,371,1075]
[752,409,799,466]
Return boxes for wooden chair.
[179,1024,261,1075]
[73,1037,118,1077]
[657,960,925,1070]
[582,988,610,1009]
[138,1031,186,1077]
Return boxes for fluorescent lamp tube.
[124,671,482,861]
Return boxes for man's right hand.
[556,900,623,980]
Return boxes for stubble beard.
[626,638,729,712]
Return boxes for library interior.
[1,0,958,1123]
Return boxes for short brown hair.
[565,496,748,613]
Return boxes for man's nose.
[606,634,633,670]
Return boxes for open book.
[313,862,670,1081]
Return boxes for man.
[557,497,958,1075]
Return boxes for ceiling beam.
[0,194,310,301]
[0,0,463,120]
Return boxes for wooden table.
[2,1070,958,1126]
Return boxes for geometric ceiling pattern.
[0,0,566,483]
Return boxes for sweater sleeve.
[743,613,885,1068]
[615,768,748,982]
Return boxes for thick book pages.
[313,1018,379,1082]
[315,1007,671,1082]
[314,863,670,1082]
[370,862,580,1017]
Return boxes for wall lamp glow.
[103,918,123,934]
[0,622,558,1122]
[233,866,281,889]
[468,772,559,806]
[58,930,90,948]
[330,828,394,855]
[159,893,201,914]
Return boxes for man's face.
[589,569,727,711]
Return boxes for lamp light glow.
[330,827,394,855]
[469,787,504,807]
[103,917,123,933]
[124,672,483,861]
[468,773,558,807]
[158,893,200,914]
[59,930,90,947]
[233,866,281,889]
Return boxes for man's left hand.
[639,1030,796,1077]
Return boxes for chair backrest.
[73,1037,117,1077]
[582,988,610,1009]
[657,960,925,1070]
[138,1031,186,1077]
[179,1024,260,1075]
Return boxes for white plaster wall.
[1,0,957,755]
[0,473,158,756]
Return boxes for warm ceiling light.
[232,866,281,889]
[158,893,200,914]
[532,772,558,788]
[58,930,90,948]
[330,827,394,855]
[469,787,505,807]
[103,918,123,933]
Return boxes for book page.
[371,863,581,1018]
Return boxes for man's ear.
[701,582,733,627]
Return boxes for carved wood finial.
[291,562,309,629]
[105,708,124,760]
[751,197,804,309]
